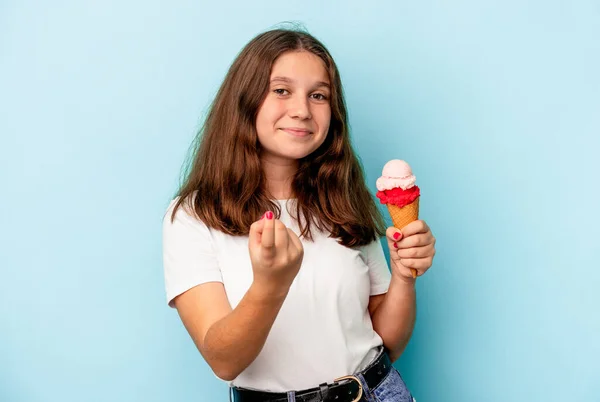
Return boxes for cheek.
[257,99,285,125]
[255,106,268,131]
[316,107,332,133]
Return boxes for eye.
[273,88,289,96]
[311,93,328,101]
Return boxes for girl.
[163,27,436,402]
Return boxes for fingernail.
[393,243,398,248]
[393,232,402,240]
[266,211,273,220]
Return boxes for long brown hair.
[170,27,386,247]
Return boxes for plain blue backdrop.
[1,1,599,401]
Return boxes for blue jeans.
[356,366,415,402]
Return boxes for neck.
[261,154,298,200]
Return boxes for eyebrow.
[270,76,331,89]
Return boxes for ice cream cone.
[376,159,422,279]
[387,197,419,231]
[387,198,419,278]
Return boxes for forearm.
[371,272,417,362]
[202,282,288,380]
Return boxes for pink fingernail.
[393,243,398,248]
[393,232,402,240]
[266,211,273,220]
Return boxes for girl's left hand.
[386,220,436,280]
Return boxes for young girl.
[163,27,436,402]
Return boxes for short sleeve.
[162,198,223,308]
[362,237,392,296]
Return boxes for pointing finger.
[399,220,430,237]
[261,211,275,252]
[249,215,266,246]
[386,226,404,243]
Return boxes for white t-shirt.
[162,197,392,392]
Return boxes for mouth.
[280,128,313,137]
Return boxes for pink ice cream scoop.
[376,160,416,191]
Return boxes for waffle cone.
[387,197,420,279]
[387,197,419,230]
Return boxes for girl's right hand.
[248,211,304,296]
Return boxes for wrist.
[391,271,417,287]
[249,279,290,303]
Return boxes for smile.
[280,128,313,138]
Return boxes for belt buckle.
[333,375,363,402]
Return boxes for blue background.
[1,1,599,401]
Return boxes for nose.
[288,94,312,120]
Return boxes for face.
[255,50,332,164]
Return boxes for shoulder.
[354,236,388,269]
[355,236,384,255]
[162,195,211,238]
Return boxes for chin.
[281,146,321,160]
[259,137,326,161]
[275,151,311,161]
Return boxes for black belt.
[231,349,393,402]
